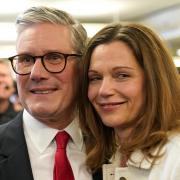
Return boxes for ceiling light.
[0,23,16,42]
[176,49,180,56]
[0,0,28,14]
[0,45,16,58]
[174,56,180,67]
[83,23,107,37]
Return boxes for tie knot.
[55,131,70,149]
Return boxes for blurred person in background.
[79,22,180,180]
[0,6,100,180]
[10,80,23,112]
[0,60,21,124]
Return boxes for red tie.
[53,131,74,180]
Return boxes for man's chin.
[28,107,54,118]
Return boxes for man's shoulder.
[0,121,10,135]
[0,112,23,139]
[0,102,22,125]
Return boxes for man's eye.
[46,53,63,60]
[18,56,32,63]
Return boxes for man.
[0,6,101,180]
[0,60,20,124]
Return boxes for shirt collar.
[110,145,166,170]
[23,109,83,153]
[127,148,165,169]
[64,116,83,150]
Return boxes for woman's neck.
[115,127,132,144]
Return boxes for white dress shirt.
[23,110,92,180]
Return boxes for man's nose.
[29,58,49,81]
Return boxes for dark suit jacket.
[0,112,102,180]
[0,102,20,125]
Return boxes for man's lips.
[30,87,57,94]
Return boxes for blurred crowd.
[0,60,23,124]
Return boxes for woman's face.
[88,41,145,133]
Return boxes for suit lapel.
[0,112,34,180]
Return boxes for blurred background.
[0,0,180,70]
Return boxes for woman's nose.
[98,78,114,97]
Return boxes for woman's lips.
[98,101,126,111]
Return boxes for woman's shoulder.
[166,132,180,152]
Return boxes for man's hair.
[16,6,87,55]
[79,22,180,171]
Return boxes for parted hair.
[15,6,87,55]
[79,22,180,171]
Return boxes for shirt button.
[119,177,127,180]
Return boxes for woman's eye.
[116,73,130,79]
[88,75,102,82]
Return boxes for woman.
[79,23,180,180]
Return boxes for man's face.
[0,63,14,100]
[16,23,79,129]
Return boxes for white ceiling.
[0,0,180,59]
